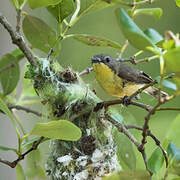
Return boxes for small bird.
[92,54,168,101]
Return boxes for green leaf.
[21,63,37,98]
[0,98,13,120]
[28,0,62,9]
[167,142,180,176]
[108,107,123,123]
[22,137,44,149]
[166,114,180,147]
[163,80,177,90]
[133,8,163,19]
[0,145,17,152]
[147,147,164,174]
[164,47,180,73]
[162,80,177,90]
[103,174,119,180]
[0,98,14,121]
[0,98,19,135]
[22,15,59,54]
[11,48,24,62]
[163,40,176,50]
[164,47,180,89]
[16,163,26,180]
[0,54,20,95]
[10,0,24,9]
[70,34,122,49]
[47,0,75,22]
[113,128,136,170]
[79,0,113,16]
[174,76,180,90]
[175,0,180,7]
[30,120,82,141]
[103,170,149,180]
[115,8,156,51]
[26,149,42,178]
[155,76,177,90]
[36,166,46,178]
[144,28,163,45]
[167,142,180,160]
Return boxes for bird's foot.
[122,96,131,106]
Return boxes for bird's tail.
[144,86,169,101]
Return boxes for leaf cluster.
[0,0,180,180]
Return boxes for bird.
[91,54,168,102]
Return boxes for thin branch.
[117,40,129,59]
[148,131,168,168]
[118,56,136,64]
[118,55,159,65]
[16,9,21,33]
[8,104,43,117]
[140,102,160,152]
[105,114,141,149]
[0,158,15,168]
[125,125,168,168]
[140,93,178,156]
[0,137,44,168]
[79,67,93,76]
[156,107,180,111]
[135,55,159,64]
[105,114,152,176]
[107,0,152,6]
[129,101,153,112]
[94,99,152,112]
[0,12,38,67]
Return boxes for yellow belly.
[93,63,144,98]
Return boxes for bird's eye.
[104,56,110,62]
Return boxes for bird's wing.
[117,62,153,84]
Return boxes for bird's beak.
[92,56,101,63]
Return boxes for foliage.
[0,0,180,180]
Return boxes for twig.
[8,104,43,117]
[135,55,159,64]
[105,114,152,176]
[107,0,152,7]
[94,99,152,112]
[148,131,168,168]
[79,67,93,76]
[156,107,180,111]
[105,114,141,149]
[118,55,159,65]
[117,40,129,59]
[0,12,38,67]
[0,158,15,168]
[140,102,160,153]
[118,56,136,64]
[130,101,153,112]
[16,9,21,33]
[47,35,62,60]
[125,125,168,168]
[140,92,178,157]
[0,137,44,168]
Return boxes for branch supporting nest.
[0,12,38,67]
[8,104,43,117]
[0,137,44,168]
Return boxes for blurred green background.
[0,0,180,179]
